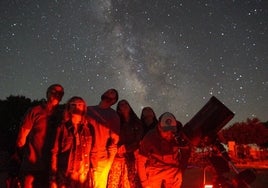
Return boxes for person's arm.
[50,125,62,173]
[16,127,31,148]
[137,147,149,187]
[50,125,62,187]
[108,134,119,165]
[11,108,34,164]
[107,114,120,162]
[11,126,30,163]
[16,108,35,148]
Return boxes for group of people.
[12,83,191,188]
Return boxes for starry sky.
[0,0,267,126]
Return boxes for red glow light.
[204,185,213,188]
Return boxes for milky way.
[0,0,267,125]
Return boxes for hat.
[158,112,177,132]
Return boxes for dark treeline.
[219,118,268,148]
[0,95,268,154]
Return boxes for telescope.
[182,96,234,147]
[180,96,256,188]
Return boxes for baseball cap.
[158,112,177,132]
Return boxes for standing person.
[107,99,144,188]
[16,84,64,188]
[50,96,93,188]
[87,88,120,188]
[137,112,183,188]
[140,107,158,137]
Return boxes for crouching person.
[50,97,93,188]
[137,112,183,188]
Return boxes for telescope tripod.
[201,139,255,188]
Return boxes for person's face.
[47,86,64,106]
[69,101,85,115]
[118,101,130,115]
[69,101,85,123]
[159,129,175,141]
[142,108,155,125]
[101,89,117,105]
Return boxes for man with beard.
[87,89,120,188]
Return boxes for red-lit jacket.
[137,128,182,187]
[51,121,92,177]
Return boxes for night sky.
[1,0,267,126]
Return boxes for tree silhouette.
[220,118,268,147]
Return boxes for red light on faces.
[204,185,213,188]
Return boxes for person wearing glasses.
[87,89,120,188]
[15,84,64,188]
[50,96,92,188]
